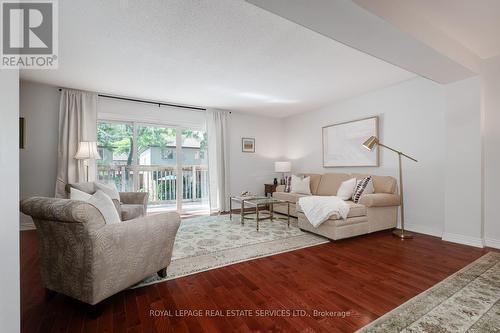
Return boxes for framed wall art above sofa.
[322,116,379,167]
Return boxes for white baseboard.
[484,238,500,249]
[442,232,484,248]
[404,223,442,238]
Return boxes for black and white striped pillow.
[284,176,292,192]
[352,176,372,203]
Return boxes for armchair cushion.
[95,182,120,201]
[66,183,149,221]
[121,204,145,221]
[66,182,96,194]
[119,192,149,220]
[359,193,401,207]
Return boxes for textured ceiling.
[20,0,415,117]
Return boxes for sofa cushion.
[351,174,397,194]
[315,173,351,196]
[347,201,367,217]
[121,204,145,221]
[299,173,322,194]
[273,191,309,203]
[296,200,366,219]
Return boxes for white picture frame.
[241,137,255,153]
[322,116,379,167]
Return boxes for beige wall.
[229,111,285,196]
[19,80,60,199]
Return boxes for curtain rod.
[58,88,206,111]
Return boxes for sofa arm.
[120,192,149,215]
[89,212,180,304]
[120,192,148,205]
[276,185,285,192]
[359,193,401,207]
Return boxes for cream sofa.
[272,173,400,240]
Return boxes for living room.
[1,1,500,332]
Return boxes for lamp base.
[392,229,414,239]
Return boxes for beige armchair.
[65,182,148,221]
[21,197,180,305]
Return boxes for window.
[97,121,209,213]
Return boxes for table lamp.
[275,161,291,185]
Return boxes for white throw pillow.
[95,182,120,201]
[336,178,357,200]
[291,175,311,195]
[70,187,92,201]
[70,188,121,224]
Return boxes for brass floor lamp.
[362,136,417,239]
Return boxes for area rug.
[357,252,500,333]
[133,214,329,288]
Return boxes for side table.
[264,183,277,197]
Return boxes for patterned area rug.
[133,214,328,288]
[357,252,500,333]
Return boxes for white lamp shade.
[275,161,291,173]
[74,141,101,160]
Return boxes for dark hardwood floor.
[21,228,496,333]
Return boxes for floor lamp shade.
[75,141,101,160]
[362,136,378,150]
[75,141,101,182]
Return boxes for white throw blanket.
[298,196,350,228]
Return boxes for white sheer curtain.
[206,109,230,212]
[55,89,98,198]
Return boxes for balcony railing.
[97,165,209,204]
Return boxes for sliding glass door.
[181,129,209,213]
[96,122,134,192]
[136,124,178,212]
[97,121,209,213]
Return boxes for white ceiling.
[20,0,414,117]
[354,0,500,60]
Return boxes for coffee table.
[229,196,291,231]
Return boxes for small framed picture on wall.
[241,137,255,153]
[20,117,26,149]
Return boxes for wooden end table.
[264,184,277,197]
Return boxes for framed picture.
[241,137,255,153]
[19,117,26,149]
[322,116,379,167]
